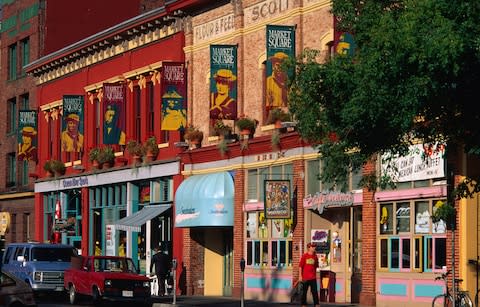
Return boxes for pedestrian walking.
[150,246,171,296]
[299,242,320,307]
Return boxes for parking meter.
[172,258,177,269]
[240,258,245,272]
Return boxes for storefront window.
[245,164,293,270]
[378,199,446,272]
[380,203,393,234]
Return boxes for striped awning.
[114,204,171,232]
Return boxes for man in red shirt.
[298,242,320,307]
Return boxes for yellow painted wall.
[204,231,223,295]
[460,191,479,298]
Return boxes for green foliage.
[43,159,65,174]
[97,147,115,164]
[287,0,480,193]
[88,147,101,162]
[184,126,204,142]
[266,108,291,125]
[432,200,455,228]
[216,139,229,156]
[126,140,145,157]
[144,136,159,156]
[236,116,257,132]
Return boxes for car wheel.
[69,284,77,305]
[92,286,102,304]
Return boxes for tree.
[287,0,480,196]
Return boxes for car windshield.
[31,247,75,262]
[93,258,137,273]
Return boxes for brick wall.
[360,158,376,306]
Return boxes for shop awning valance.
[175,171,234,227]
[114,204,171,232]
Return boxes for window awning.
[114,204,171,232]
[175,171,234,227]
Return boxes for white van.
[2,242,77,292]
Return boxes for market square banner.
[264,179,291,219]
[161,62,187,131]
[18,110,37,162]
[61,95,84,152]
[103,83,126,145]
[266,25,295,110]
[210,45,238,120]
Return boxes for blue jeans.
[301,279,319,305]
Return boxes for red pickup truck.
[64,255,152,306]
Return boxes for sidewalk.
[151,295,361,307]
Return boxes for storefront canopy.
[175,171,234,227]
[114,204,171,232]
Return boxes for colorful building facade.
[23,0,480,306]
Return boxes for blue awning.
[114,204,171,232]
[175,171,234,227]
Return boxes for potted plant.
[126,140,145,165]
[184,126,204,148]
[88,147,101,168]
[144,136,159,161]
[44,159,66,176]
[236,115,257,136]
[432,200,456,229]
[267,108,292,127]
[213,120,233,138]
[97,146,115,168]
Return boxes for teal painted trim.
[270,278,291,289]
[335,282,343,292]
[246,277,266,289]
[380,283,407,296]
[415,284,443,297]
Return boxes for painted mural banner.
[18,110,38,162]
[210,45,238,120]
[266,24,295,110]
[264,180,291,219]
[61,95,84,152]
[381,143,446,182]
[103,83,126,145]
[161,62,187,131]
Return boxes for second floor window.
[7,98,17,134]
[20,38,30,76]
[8,43,17,80]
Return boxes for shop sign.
[62,176,88,188]
[381,143,446,182]
[193,14,235,44]
[303,191,354,214]
[245,0,292,25]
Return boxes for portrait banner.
[103,83,126,145]
[62,95,84,152]
[266,25,295,110]
[161,62,187,131]
[18,110,38,162]
[210,45,238,120]
[264,180,291,219]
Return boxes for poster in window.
[264,180,290,219]
[311,229,330,269]
[272,219,284,238]
[247,212,258,238]
[258,212,267,238]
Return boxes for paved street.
[150,295,361,307]
[36,294,361,307]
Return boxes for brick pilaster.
[360,159,376,306]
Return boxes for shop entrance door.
[223,228,233,296]
[203,227,233,296]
